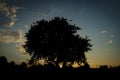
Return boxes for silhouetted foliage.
[0,56,8,69]
[24,17,92,67]
[0,56,7,65]
[84,63,90,69]
[0,56,120,80]
[100,65,108,69]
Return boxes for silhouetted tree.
[0,56,8,67]
[83,63,90,69]
[0,56,9,73]
[24,17,92,68]
[9,61,15,66]
[20,62,27,69]
[9,61,16,72]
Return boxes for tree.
[24,17,92,67]
[0,56,8,71]
[83,63,90,69]
[0,56,8,66]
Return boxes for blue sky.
[0,0,120,67]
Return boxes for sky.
[0,0,120,67]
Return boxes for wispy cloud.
[110,34,114,38]
[25,25,29,28]
[105,39,113,45]
[105,34,115,45]
[16,44,27,54]
[0,28,27,54]
[109,39,113,44]
[101,30,107,34]
[0,29,25,43]
[0,0,26,54]
[0,1,22,27]
[101,30,115,45]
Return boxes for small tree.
[24,17,92,67]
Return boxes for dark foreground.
[0,64,120,80]
[0,56,119,80]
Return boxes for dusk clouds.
[0,1,26,54]
[16,44,27,54]
[101,30,107,34]
[0,1,22,27]
[101,30,114,45]
[0,29,25,43]
[105,34,114,45]
[0,29,27,54]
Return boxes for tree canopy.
[24,17,92,67]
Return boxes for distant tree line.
[0,56,120,80]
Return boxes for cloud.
[105,39,113,45]
[108,34,114,44]
[109,39,113,44]
[101,30,107,34]
[0,28,27,53]
[0,29,25,43]
[110,34,114,38]
[105,34,115,45]
[101,29,115,45]
[25,25,29,28]
[0,1,22,27]
[16,44,27,54]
